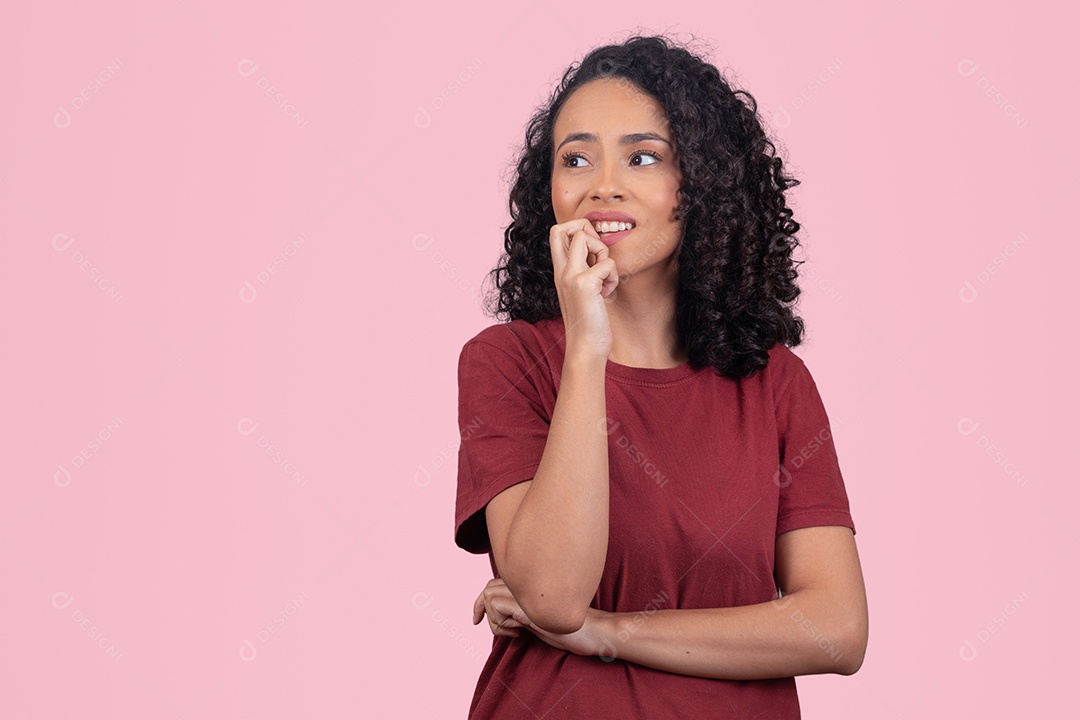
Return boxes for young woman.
[454,33,868,719]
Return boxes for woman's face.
[550,77,685,279]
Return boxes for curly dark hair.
[483,32,807,379]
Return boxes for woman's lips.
[598,227,633,246]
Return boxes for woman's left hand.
[473,578,612,657]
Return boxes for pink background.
[2,1,1075,717]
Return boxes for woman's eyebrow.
[556,131,673,151]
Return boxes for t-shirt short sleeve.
[774,354,856,536]
[454,336,552,554]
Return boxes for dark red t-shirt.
[454,317,855,719]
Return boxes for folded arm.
[580,525,868,679]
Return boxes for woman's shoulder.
[763,341,817,394]
[765,341,805,369]
[459,317,566,364]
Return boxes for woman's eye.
[632,151,660,166]
[561,153,591,168]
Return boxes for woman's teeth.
[593,221,634,235]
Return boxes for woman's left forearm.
[591,589,865,680]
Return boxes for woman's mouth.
[593,220,635,246]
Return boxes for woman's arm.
[486,352,611,635]
[525,525,868,679]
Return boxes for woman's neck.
[604,266,685,368]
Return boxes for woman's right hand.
[549,218,620,360]
[473,577,532,638]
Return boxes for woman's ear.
[673,188,687,221]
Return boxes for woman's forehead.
[555,81,672,140]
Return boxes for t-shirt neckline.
[538,316,700,385]
[605,357,698,384]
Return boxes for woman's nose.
[590,157,625,200]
